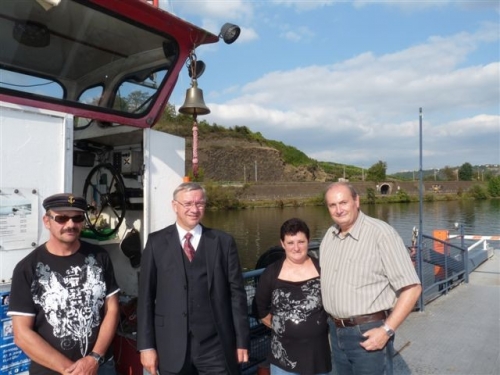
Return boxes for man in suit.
[137,182,250,375]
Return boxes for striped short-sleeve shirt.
[320,211,420,319]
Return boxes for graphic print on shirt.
[32,255,106,356]
[271,279,322,369]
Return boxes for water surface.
[203,200,500,270]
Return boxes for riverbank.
[205,180,489,209]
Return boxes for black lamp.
[219,23,241,44]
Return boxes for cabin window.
[79,85,104,106]
[0,69,64,98]
[112,69,167,114]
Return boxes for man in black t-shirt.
[8,193,120,375]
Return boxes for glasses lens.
[52,214,86,223]
[176,200,205,209]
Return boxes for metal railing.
[416,234,468,308]
[416,233,496,309]
[241,269,269,374]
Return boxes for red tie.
[183,233,195,262]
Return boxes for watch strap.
[382,324,395,337]
[89,351,104,365]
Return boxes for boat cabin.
[0,0,238,300]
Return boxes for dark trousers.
[162,333,227,375]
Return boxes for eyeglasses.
[174,200,206,209]
[47,214,86,224]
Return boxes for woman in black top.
[255,218,331,375]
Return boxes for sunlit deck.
[393,248,499,374]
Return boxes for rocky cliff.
[185,135,333,182]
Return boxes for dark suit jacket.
[137,224,250,374]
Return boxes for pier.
[393,248,499,374]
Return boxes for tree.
[458,162,473,181]
[366,161,387,182]
[161,102,177,121]
[127,90,150,112]
[487,176,500,197]
[468,185,488,200]
[366,187,376,204]
[442,166,456,181]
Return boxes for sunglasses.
[47,214,86,224]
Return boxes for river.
[203,200,500,271]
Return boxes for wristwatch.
[382,324,395,337]
[88,351,105,365]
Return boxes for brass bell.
[179,81,210,116]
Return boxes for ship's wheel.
[83,163,126,237]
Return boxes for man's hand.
[140,349,158,375]
[63,356,98,375]
[236,348,248,363]
[260,313,272,329]
[360,327,390,351]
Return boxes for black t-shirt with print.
[8,241,119,375]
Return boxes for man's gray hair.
[173,182,206,200]
[325,182,358,200]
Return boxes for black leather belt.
[332,310,390,328]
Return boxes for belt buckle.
[340,319,346,328]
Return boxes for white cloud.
[271,0,336,11]
[204,25,499,172]
[280,26,315,42]
[170,0,254,22]
[352,0,451,11]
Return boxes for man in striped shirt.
[320,182,421,375]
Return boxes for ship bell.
[179,80,210,116]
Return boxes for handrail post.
[417,107,425,312]
[461,224,469,283]
[444,242,449,294]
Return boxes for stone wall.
[240,181,478,200]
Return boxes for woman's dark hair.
[280,218,310,241]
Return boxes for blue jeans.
[329,320,394,375]
[270,364,330,375]
[98,358,116,375]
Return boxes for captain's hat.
[43,193,88,212]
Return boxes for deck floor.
[392,249,500,374]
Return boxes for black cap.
[43,193,88,212]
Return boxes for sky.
[160,0,499,174]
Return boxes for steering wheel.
[83,163,127,238]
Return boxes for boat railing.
[417,234,469,307]
[447,235,500,252]
[241,269,268,374]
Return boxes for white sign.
[0,188,38,251]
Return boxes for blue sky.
[160,0,499,174]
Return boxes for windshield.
[0,0,179,122]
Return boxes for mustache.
[62,228,81,234]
